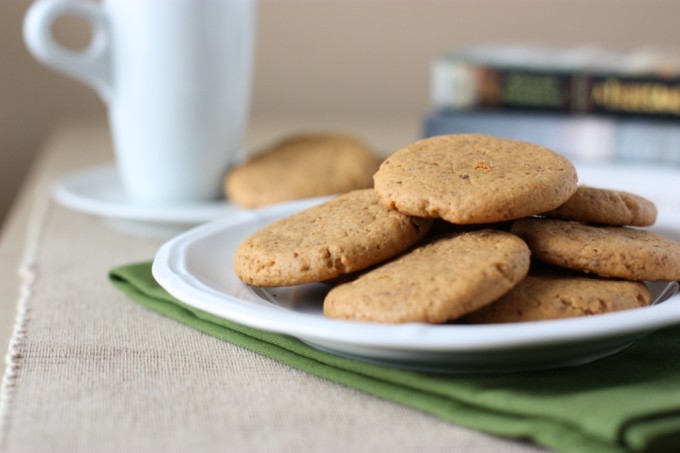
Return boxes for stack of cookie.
[234,134,680,324]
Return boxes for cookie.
[511,218,680,281]
[225,133,380,208]
[323,229,530,323]
[545,185,657,226]
[464,267,652,323]
[233,189,432,287]
[373,134,578,224]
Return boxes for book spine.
[432,57,680,119]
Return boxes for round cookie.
[464,269,651,324]
[545,185,657,226]
[233,189,432,287]
[373,134,578,224]
[226,133,381,208]
[511,218,680,281]
[323,230,530,323]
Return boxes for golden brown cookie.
[323,229,530,323]
[373,134,578,224]
[233,189,432,287]
[464,268,652,323]
[226,133,381,208]
[545,185,657,226]
[511,218,680,281]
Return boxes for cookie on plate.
[463,267,652,323]
[323,229,530,323]
[225,133,380,208]
[233,189,432,287]
[373,134,578,224]
[545,185,657,226]
[511,218,680,281]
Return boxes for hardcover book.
[432,45,680,119]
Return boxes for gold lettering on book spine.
[591,79,680,115]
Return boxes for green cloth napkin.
[110,262,680,453]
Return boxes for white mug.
[24,0,256,204]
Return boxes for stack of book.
[424,44,680,163]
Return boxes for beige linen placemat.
[0,123,542,452]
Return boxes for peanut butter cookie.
[323,229,530,323]
[233,189,432,287]
[226,133,380,208]
[373,134,578,224]
[464,267,651,323]
[545,185,657,226]
[511,218,680,281]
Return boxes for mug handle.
[23,0,112,103]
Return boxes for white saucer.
[52,164,244,238]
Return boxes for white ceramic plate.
[152,188,680,374]
[52,164,243,237]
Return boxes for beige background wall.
[2,0,680,226]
